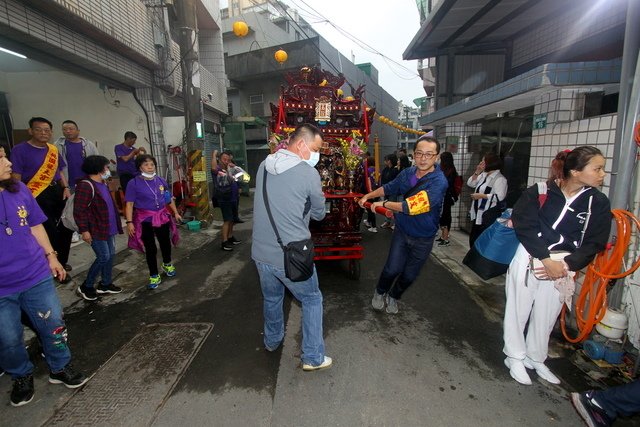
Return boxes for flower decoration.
[339,132,367,171]
[268,133,289,153]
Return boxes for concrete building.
[220,0,400,181]
[404,0,640,348]
[0,0,228,182]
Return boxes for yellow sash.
[26,143,59,197]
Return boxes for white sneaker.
[385,295,399,314]
[71,232,80,243]
[504,357,532,385]
[363,220,371,228]
[368,227,378,233]
[302,356,332,371]
[523,357,561,384]
[372,292,385,310]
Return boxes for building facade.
[405,0,640,348]
[0,0,228,183]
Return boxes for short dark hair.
[29,117,52,129]
[135,154,157,170]
[287,123,323,146]
[398,153,411,169]
[81,155,110,175]
[415,135,440,154]
[483,153,502,172]
[62,120,78,128]
[124,131,137,140]
[384,153,398,165]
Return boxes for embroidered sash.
[26,143,59,197]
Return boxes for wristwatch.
[382,201,388,208]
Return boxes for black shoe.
[435,237,444,243]
[11,375,34,407]
[571,391,612,427]
[233,219,244,224]
[437,240,450,247]
[228,236,242,245]
[77,284,98,301]
[49,364,88,389]
[57,274,72,285]
[63,264,72,272]
[96,283,122,294]
[221,241,233,251]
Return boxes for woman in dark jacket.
[380,153,399,229]
[73,155,124,301]
[503,147,611,386]
[436,152,459,246]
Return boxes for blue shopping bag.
[463,210,520,280]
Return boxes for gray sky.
[222,0,426,107]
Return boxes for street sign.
[533,113,547,130]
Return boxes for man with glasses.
[10,117,73,284]
[359,136,447,314]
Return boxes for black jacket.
[381,166,399,185]
[512,181,611,271]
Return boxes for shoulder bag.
[262,169,315,282]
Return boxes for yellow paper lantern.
[319,79,327,86]
[336,88,344,97]
[274,49,288,63]
[232,21,249,37]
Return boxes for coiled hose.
[561,209,640,343]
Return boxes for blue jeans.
[84,236,116,287]
[376,227,435,299]
[594,379,640,420]
[255,261,325,366]
[0,277,71,378]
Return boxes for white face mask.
[141,172,156,179]
[101,170,111,180]
[302,142,320,167]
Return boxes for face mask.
[101,170,111,180]
[302,142,320,167]
[141,172,156,179]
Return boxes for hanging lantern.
[319,79,328,87]
[232,21,249,37]
[378,115,386,122]
[274,49,288,63]
[336,88,344,97]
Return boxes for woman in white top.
[466,153,508,247]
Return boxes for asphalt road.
[0,212,631,426]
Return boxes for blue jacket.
[383,165,448,238]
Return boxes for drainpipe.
[607,0,640,308]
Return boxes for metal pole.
[175,0,212,224]
[609,0,640,209]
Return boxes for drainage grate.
[46,323,213,426]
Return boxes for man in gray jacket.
[252,123,332,371]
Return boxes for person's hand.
[174,213,182,223]
[470,193,486,200]
[62,187,71,200]
[138,147,146,154]
[49,257,66,281]
[371,201,383,213]
[81,231,92,245]
[127,222,135,237]
[537,258,568,280]
[358,195,370,208]
[475,160,485,175]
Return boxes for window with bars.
[249,94,264,117]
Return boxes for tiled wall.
[435,123,482,231]
[529,88,617,195]
[511,0,626,68]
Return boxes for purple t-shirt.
[65,140,85,188]
[0,182,51,297]
[10,142,66,184]
[125,175,170,211]
[95,181,119,236]
[115,143,137,175]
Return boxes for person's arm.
[211,150,218,171]
[73,181,93,243]
[493,175,508,202]
[565,195,612,271]
[125,201,135,237]
[512,186,551,260]
[309,170,326,221]
[31,223,66,281]
[59,174,71,200]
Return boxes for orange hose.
[561,209,640,343]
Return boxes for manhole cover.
[46,323,213,426]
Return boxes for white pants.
[503,244,563,363]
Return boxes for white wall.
[162,117,186,147]
[0,70,150,162]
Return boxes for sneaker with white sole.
[302,356,332,371]
[161,263,176,277]
[523,357,560,384]
[385,295,399,314]
[96,283,122,294]
[77,284,98,301]
[371,292,385,310]
[368,227,378,233]
[148,275,161,289]
[49,364,88,389]
[437,240,450,247]
[504,357,532,385]
[571,391,612,427]
[10,375,34,407]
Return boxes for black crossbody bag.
[262,169,315,282]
